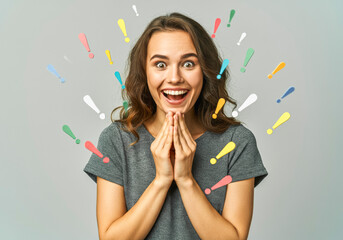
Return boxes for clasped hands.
[150,111,197,186]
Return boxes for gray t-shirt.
[84,121,268,239]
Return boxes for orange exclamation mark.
[212,98,226,119]
[268,62,286,79]
[205,175,232,195]
[78,33,94,59]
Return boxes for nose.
[167,64,183,83]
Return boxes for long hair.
[111,12,240,145]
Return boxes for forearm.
[104,178,172,240]
[176,178,240,240]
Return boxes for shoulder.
[208,124,255,142]
[98,122,126,144]
[100,121,151,145]
[229,124,256,142]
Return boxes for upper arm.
[96,176,127,240]
[221,177,255,240]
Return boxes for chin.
[163,107,187,115]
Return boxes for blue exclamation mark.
[277,87,295,103]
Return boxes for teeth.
[163,90,188,95]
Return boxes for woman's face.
[146,30,203,115]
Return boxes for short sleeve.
[228,125,268,188]
[83,123,124,186]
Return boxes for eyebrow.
[149,53,198,61]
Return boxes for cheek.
[147,71,165,89]
[185,71,203,92]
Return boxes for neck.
[145,109,205,138]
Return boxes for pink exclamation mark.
[204,175,232,195]
[78,33,94,59]
[85,141,109,163]
[211,18,221,38]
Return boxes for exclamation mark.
[227,10,236,27]
[117,19,130,43]
[212,98,226,119]
[210,141,236,164]
[47,64,65,83]
[217,59,229,79]
[240,48,255,73]
[267,112,291,135]
[115,71,125,89]
[211,18,221,38]
[268,62,286,79]
[237,32,247,46]
[123,100,129,116]
[277,87,295,103]
[85,141,110,163]
[83,95,105,119]
[105,50,113,64]
[62,125,80,144]
[78,33,94,59]
[232,93,258,117]
[132,5,139,16]
[205,175,232,195]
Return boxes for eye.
[155,62,166,69]
[183,61,195,68]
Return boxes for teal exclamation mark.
[240,48,255,73]
[115,71,125,89]
[217,59,229,79]
[227,10,236,27]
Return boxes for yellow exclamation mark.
[105,50,113,64]
[210,141,236,164]
[117,19,130,43]
[212,98,226,119]
[267,112,291,134]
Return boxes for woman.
[84,12,268,240]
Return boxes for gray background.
[1,0,342,239]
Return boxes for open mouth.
[162,90,189,101]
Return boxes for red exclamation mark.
[78,33,94,59]
[211,18,221,38]
[85,141,109,163]
[205,175,232,195]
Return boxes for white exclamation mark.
[232,93,257,117]
[83,95,105,119]
[132,5,139,16]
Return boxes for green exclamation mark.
[241,48,255,73]
[227,10,236,27]
[62,125,81,144]
[123,101,129,117]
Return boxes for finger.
[173,115,182,152]
[176,113,189,152]
[178,112,195,147]
[155,112,171,141]
[158,115,173,149]
[162,125,173,151]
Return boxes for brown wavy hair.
[111,12,241,145]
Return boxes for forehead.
[147,30,197,56]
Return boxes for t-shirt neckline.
[141,123,209,143]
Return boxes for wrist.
[175,176,194,189]
[154,176,173,189]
